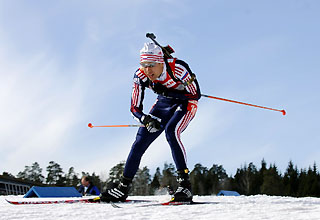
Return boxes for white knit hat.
[140,42,164,63]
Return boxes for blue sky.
[1,0,319,179]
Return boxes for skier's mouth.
[146,73,155,79]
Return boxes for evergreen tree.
[17,165,31,180]
[107,161,125,185]
[234,164,248,195]
[46,161,65,186]
[283,160,299,196]
[150,167,162,195]
[161,163,177,190]
[90,172,101,185]
[90,172,104,191]
[298,163,320,197]
[246,162,261,195]
[190,163,208,195]
[13,158,320,197]
[297,168,307,197]
[233,161,272,195]
[260,164,284,196]
[132,166,151,195]
[308,163,320,197]
[2,172,15,178]
[29,162,44,183]
[256,159,267,194]
[17,162,44,183]
[65,167,79,187]
[207,164,221,194]
[206,164,228,195]
[231,159,266,196]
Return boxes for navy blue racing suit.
[123,58,201,178]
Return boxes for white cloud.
[0,42,88,174]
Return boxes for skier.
[100,41,201,202]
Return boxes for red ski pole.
[201,94,286,116]
[88,123,144,128]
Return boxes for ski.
[5,197,154,205]
[161,201,212,206]
[5,197,101,205]
[111,200,217,208]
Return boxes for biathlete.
[101,40,201,202]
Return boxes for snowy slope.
[1,195,320,220]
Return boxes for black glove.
[141,115,162,133]
[152,83,168,96]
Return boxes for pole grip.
[88,123,144,128]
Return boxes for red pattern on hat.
[140,54,164,63]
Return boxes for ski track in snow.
[1,195,320,220]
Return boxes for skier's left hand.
[152,83,168,96]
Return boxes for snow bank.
[1,195,320,220]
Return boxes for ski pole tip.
[281,110,286,116]
[88,123,93,128]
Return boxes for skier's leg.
[124,99,170,178]
[165,101,197,170]
[165,100,198,202]
[100,125,163,202]
[123,127,163,178]
[100,100,169,202]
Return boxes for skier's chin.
[147,75,156,81]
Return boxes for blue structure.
[24,186,82,198]
[217,190,240,196]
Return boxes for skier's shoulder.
[134,68,149,85]
[174,58,189,67]
[171,58,192,73]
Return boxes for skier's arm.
[130,74,146,123]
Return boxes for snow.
[2,195,320,220]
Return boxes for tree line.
[3,159,320,197]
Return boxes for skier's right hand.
[141,115,162,133]
[151,83,168,96]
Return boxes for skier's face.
[141,62,164,81]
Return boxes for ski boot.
[100,176,132,202]
[170,169,193,202]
